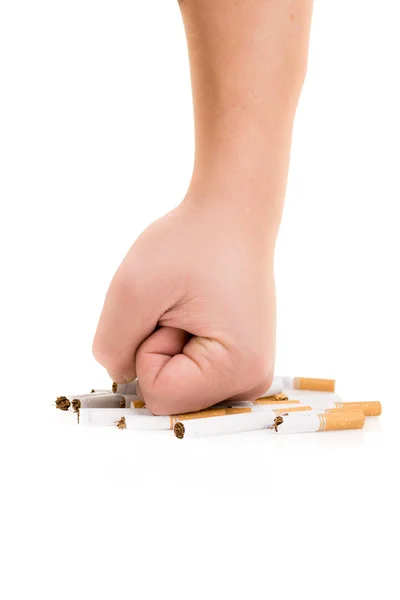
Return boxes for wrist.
[181,178,283,244]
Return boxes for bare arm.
[93,0,313,414]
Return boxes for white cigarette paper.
[63,391,114,401]
[79,407,151,426]
[73,393,126,409]
[56,391,122,411]
[124,415,172,431]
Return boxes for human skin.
[93,0,314,415]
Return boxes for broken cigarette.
[123,394,146,409]
[334,401,381,417]
[287,398,382,417]
[280,376,336,393]
[122,407,253,431]
[173,411,277,439]
[112,380,137,395]
[172,406,365,439]
[242,374,335,399]
[55,391,121,411]
[70,393,127,410]
[273,410,365,434]
[79,407,151,426]
[231,395,381,417]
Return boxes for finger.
[136,327,242,415]
[92,273,163,383]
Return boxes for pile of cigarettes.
[55,376,381,439]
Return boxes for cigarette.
[335,401,381,417]
[172,405,363,439]
[123,407,253,432]
[55,391,121,412]
[215,393,289,409]
[271,405,351,415]
[79,407,151,426]
[123,394,146,409]
[237,396,381,417]
[112,380,137,395]
[253,397,294,405]
[253,394,289,403]
[286,398,382,417]
[226,400,301,409]
[173,411,274,438]
[70,393,127,411]
[273,410,365,434]
[280,376,336,393]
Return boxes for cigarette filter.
[280,376,336,393]
[123,407,253,431]
[335,401,381,417]
[112,380,137,395]
[286,398,382,417]
[79,407,151,426]
[274,410,365,434]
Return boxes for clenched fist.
[93,199,277,415]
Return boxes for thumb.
[92,274,163,383]
[136,326,238,415]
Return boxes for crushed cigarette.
[115,417,127,430]
[56,374,381,439]
[270,415,285,432]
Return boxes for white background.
[1,1,399,599]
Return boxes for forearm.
[179,0,313,224]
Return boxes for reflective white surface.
[2,382,398,600]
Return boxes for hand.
[93,198,276,415]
